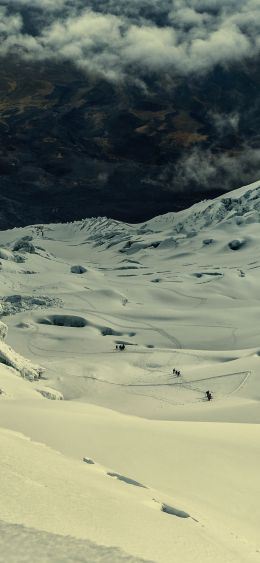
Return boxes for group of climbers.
[172,368,213,400]
[113,346,213,401]
[115,343,125,351]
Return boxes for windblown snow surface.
[1,180,260,562]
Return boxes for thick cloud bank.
[0,0,260,79]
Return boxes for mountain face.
[0,54,260,229]
[0,179,260,561]
[1,0,260,229]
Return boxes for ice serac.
[0,321,8,341]
[47,179,260,253]
[0,320,43,381]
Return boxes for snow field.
[1,179,260,561]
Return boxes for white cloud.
[0,7,22,35]
[172,146,260,192]
[0,0,259,79]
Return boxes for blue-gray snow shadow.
[85,463,192,520]
[107,472,147,488]
[83,457,95,465]
[161,503,190,518]
[0,520,152,563]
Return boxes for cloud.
[0,7,22,35]
[0,0,260,79]
[166,145,260,194]
[209,112,240,136]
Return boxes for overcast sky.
[0,0,260,80]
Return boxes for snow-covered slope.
[1,179,260,562]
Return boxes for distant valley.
[0,56,260,228]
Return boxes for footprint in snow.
[83,457,95,465]
[82,458,146,487]
[82,458,194,520]
[152,498,193,520]
[107,472,147,488]
[161,502,190,518]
